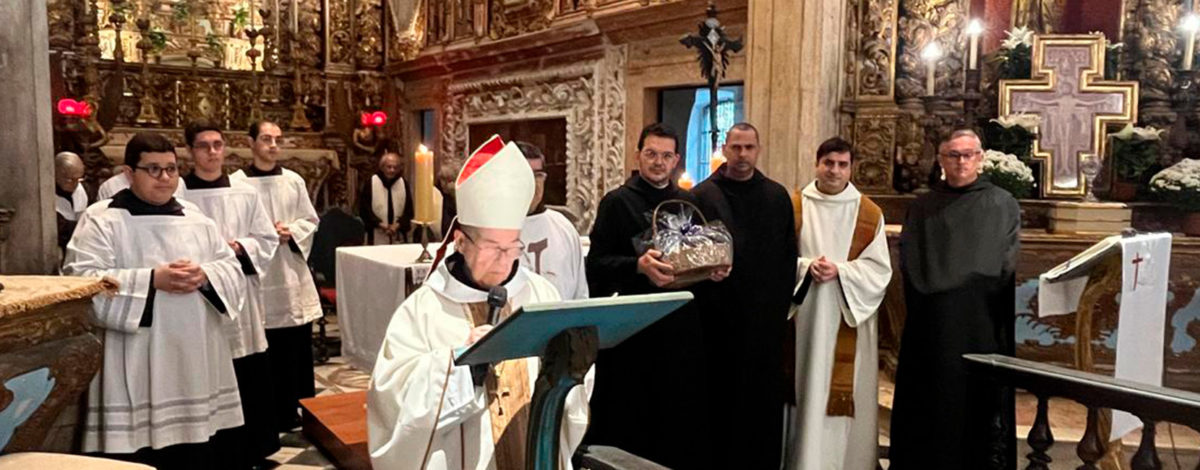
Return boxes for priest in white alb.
[178,120,282,465]
[64,132,247,469]
[368,135,592,470]
[515,141,588,300]
[786,137,892,470]
[232,120,322,431]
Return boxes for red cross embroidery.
[1131,253,1145,291]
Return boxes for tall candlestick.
[1185,14,1200,71]
[921,42,943,96]
[966,19,983,70]
[708,150,725,176]
[414,144,435,223]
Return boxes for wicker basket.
[650,199,733,289]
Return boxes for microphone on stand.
[487,286,508,325]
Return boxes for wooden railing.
[965,354,1200,470]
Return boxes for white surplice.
[97,173,130,201]
[56,185,88,221]
[179,177,281,358]
[519,209,589,300]
[786,182,892,470]
[63,199,247,453]
[370,174,409,245]
[367,263,592,470]
[232,168,322,328]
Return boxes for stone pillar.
[745,0,848,191]
[0,0,58,273]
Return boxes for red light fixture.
[57,98,92,118]
[360,110,388,127]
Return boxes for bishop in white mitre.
[178,121,283,464]
[514,141,589,300]
[369,135,592,470]
[231,120,322,431]
[786,139,891,470]
[64,132,247,468]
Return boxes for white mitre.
[455,135,535,230]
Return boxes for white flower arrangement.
[982,150,1035,182]
[980,149,1035,198]
[1111,123,1164,141]
[990,113,1041,133]
[1001,26,1034,50]
[1150,159,1200,211]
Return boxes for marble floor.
[277,315,1200,469]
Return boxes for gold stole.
[465,302,531,468]
[788,190,882,417]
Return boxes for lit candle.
[966,19,983,70]
[1184,14,1200,71]
[413,144,435,223]
[678,172,694,190]
[709,150,726,176]
[921,42,943,96]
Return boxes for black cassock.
[583,174,707,469]
[693,168,797,469]
[889,179,1020,470]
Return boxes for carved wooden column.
[746,0,848,190]
[0,0,58,274]
[1122,0,1179,142]
[845,0,903,193]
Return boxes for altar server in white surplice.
[368,135,592,470]
[786,137,892,470]
[515,141,588,300]
[178,120,283,465]
[64,132,247,469]
[97,170,130,201]
[54,152,89,254]
[232,120,322,431]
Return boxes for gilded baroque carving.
[389,0,426,63]
[896,0,966,102]
[440,46,627,231]
[47,0,76,50]
[356,0,385,69]
[489,0,555,40]
[858,0,899,98]
[329,0,354,64]
[852,116,899,192]
[1123,0,1179,131]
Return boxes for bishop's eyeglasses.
[460,230,526,259]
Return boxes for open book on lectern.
[1040,234,1122,283]
[454,291,694,367]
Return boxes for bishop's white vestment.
[232,168,321,328]
[519,209,589,300]
[367,262,592,470]
[179,175,280,358]
[63,194,247,453]
[787,182,891,470]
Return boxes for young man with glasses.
[178,120,283,467]
[368,135,591,470]
[890,129,1020,469]
[513,141,589,300]
[582,123,722,468]
[232,120,322,432]
[64,132,248,469]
